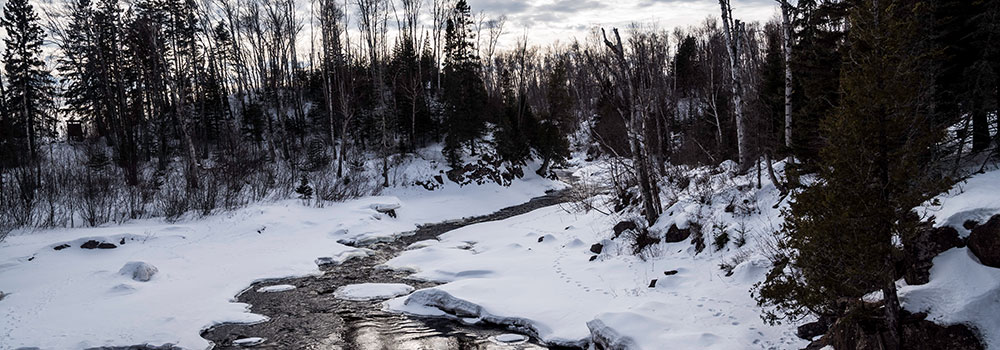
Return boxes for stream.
[200,186,580,350]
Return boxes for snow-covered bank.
[0,170,563,350]
[384,160,1000,350]
[384,160,807,349]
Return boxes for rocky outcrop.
[968,215,1000,268]
[807,311,983,350]
[903,225,963,285]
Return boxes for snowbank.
[0,169,562,350]
[900,248,1000,349]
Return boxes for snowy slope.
[384,159,806,349]
[0,169,563,350]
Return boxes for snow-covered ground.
[0,166,563,350]
[383,160,807,349]
[2,152,998,350]
[903,166,1000,349]
[384,160,1000,350]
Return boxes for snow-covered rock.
[256,285,296,293]
[118,261,158,282]
[494,333,528,343]
[232,337,265,347]
[900,248,1000,349]
[334,283,415,301]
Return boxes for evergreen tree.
[756,2,949,349]
[441,0,487,166]
[789,0,849,167]
[2,0,55,163]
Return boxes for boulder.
[589,255,598,262]
[648,279,657,288]
[53,244,70,251]
[663,270,678,276]
[80,240,101,249]
[665,223,699,243]
[119,261,159,282]
[797,320,829,340]
[968,215,1000,268]
[590,243,604,254]
[97,242,117,249]
[904,225,963,285]
[613,221,637,238]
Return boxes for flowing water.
[201,187,580,350]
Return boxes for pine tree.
[755,2,949,348]
[441,0,487,167]
[789,0,849,168]
[2,0,55,163]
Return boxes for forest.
[0,0,999,349]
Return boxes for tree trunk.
[719,0,750,170]
[780,0,794,152]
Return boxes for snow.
[118,261,159,282]
[0,168,562,350]
[256,285,296,293]
[334,283,415,301]
[899,248,1000,349]
[231,337,265,346]
[920,168,1000,236]
[899,165,1000,350]
[385,160,805,349]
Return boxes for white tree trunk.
[719,0,749,170]
[780,0,794,151]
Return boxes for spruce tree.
[755,1,949,348]
[441,0,487,167]
[2,0,55,163]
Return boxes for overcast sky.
[463,0,779,48]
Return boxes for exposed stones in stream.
[201,187,580,350]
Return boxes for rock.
[663,270,678,276]
[590,243,603,254]
[589,255,598,262]
[53,244,70,251]
[964,220,979,230]
[665,223,693,243]
[119,261,158,282]
[797,321,829,340]
[119,238,126,245]
[371,203,400,218]
[97,242,117,249]
[968,215,1000,268]
[648,279,657,288]
[811,311,983,350]
[903,225,963,284]
[80,240,101,249]
[613,220,637,238]
[538,236,544,242]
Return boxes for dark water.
[200,188,580,350]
